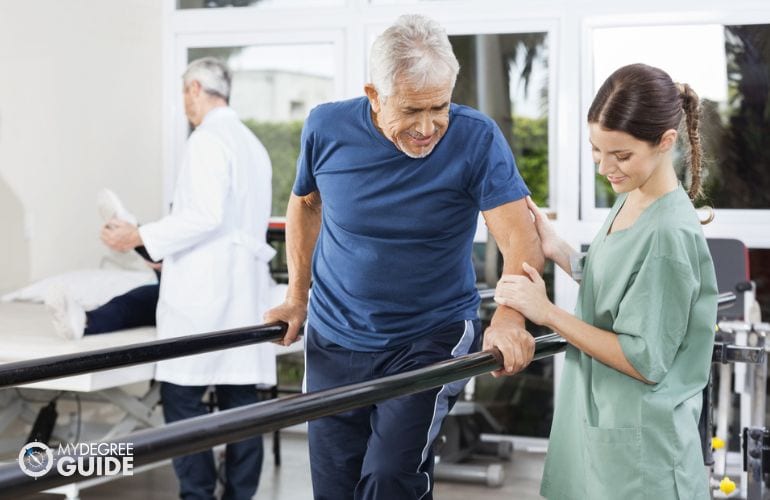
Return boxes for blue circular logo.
[18,442,54,478]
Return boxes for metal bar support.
[0,323,287,389]
[0,334,567,496]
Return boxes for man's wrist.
[132,228,143,248]
[286,288,310,306]
[490,305,526,329]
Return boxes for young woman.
[495,63,718,499]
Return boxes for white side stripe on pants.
[417,319,477,500]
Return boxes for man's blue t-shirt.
[293,96,529,351]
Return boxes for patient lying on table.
[45,189,160,340]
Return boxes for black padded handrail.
[0,333,568,497]
[0,292,734,390]
[0,322,287,389]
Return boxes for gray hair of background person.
[183,57,232,103]
[369,14,460,102]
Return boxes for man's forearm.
[497,226,544,281]
[285,193,321,304]
[491,254,544,328]
[492,221,545,328]
[483,199,546,329]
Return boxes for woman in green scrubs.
[495,63,718,499]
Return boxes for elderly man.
[102,57,276,500]
[264,14,543,500]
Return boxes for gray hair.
[369,14,460,101]
[183,57,232,102]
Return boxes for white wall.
[0,0,163,292]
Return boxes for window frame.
[176,0,347,10]
[580,11,770,248]
[164,27,345,207]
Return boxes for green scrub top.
[540,187,718,500]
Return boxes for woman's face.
[589,123,674,194]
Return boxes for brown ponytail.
[678,83,703,200]
[678,83,713,223]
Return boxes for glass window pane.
[188,45,335,216]
[449,33,553,438]
[592,24,770,209]
[449,33,550,207]
[178,0,342,9]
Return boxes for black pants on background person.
[160,383,264,500]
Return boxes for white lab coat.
[139,107,276,386]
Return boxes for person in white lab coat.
[101,57,275,500]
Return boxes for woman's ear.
[658,129,678,153]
